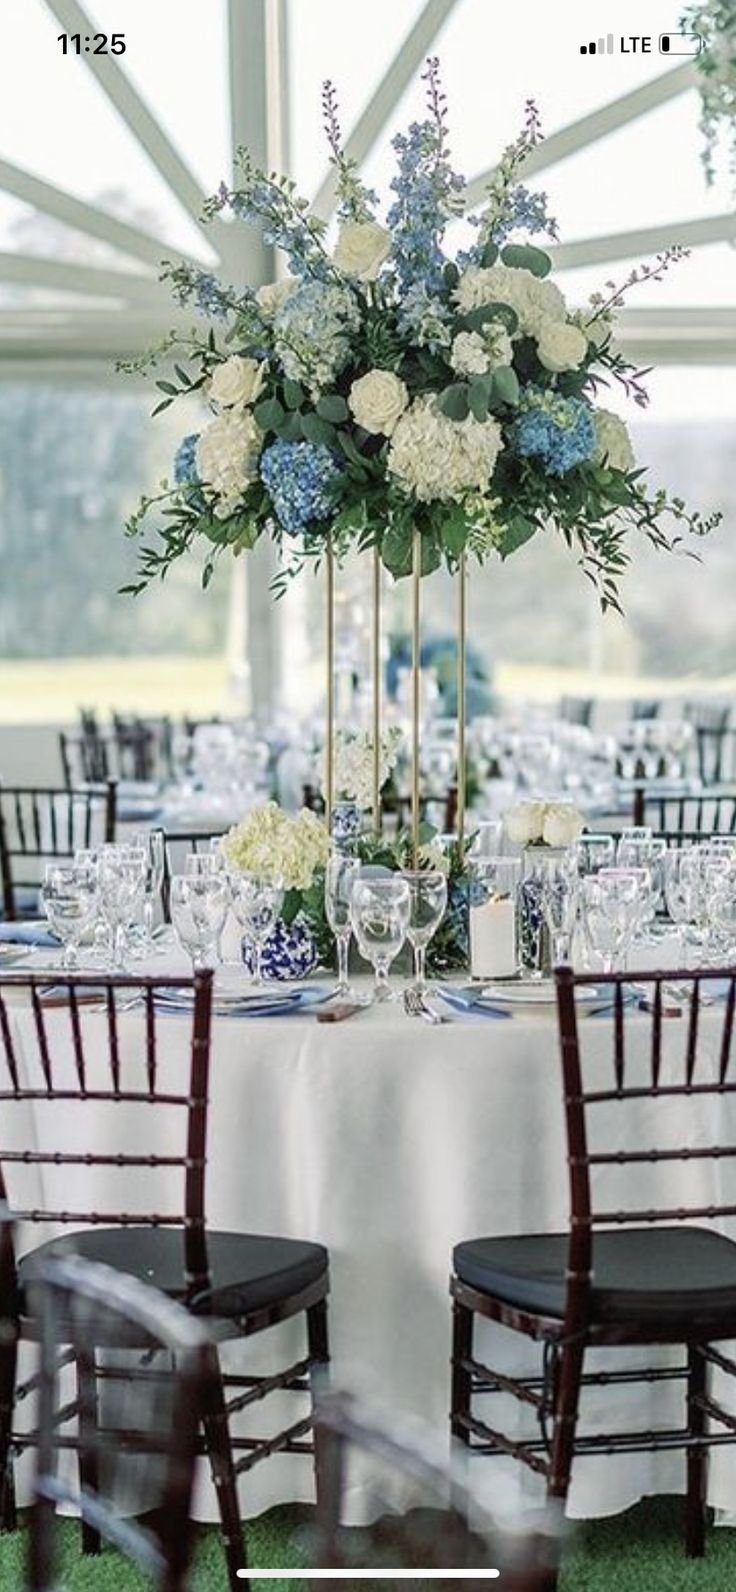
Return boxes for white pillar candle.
[470,897,517,979]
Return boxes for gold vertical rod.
[457,552,467,853]
[411,527,422,868]
[325,540,335,835]
[372,546,381,832]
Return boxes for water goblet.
[572,834,615,879]
[230,873,284,986]
[97,846,146,972]
[663,849,699,960]
[169,873,230,972]
[350,876,410,1003]
[41,862,98,972]
[325,853,361,1000]
[541,860,579,966]
[401,870,448,994]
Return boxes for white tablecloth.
[5,961,736,1525]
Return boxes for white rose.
[348,369,408,436]
[196,409,262,506]
[536,318,588,373]
[542,803,585,848]
[209,355,265,408]
[333,220,391,281]
[593,409,635,473]
[504,801,545,846]
[256,276,296,317]
[454,264,566,338]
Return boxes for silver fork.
[403,987,450,1025]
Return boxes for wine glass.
[230,873,284,986]
[41,862,98,972]
[401,870,448,994]
[97,846,146,972]
[572,834,615,879]
[541,860,578,966]
[350,876,410,1002]
[580,869,643,973]
[127,830,165,954]
[325,853,361,999]
[663,849,699,961]
[169,873,230,971]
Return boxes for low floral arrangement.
[122,61,718,609]
[320,726,402,809]
[222,801,329,891]
[504,799,584,848]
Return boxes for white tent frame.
[0,1,731,368]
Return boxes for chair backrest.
[555,964,736,1337]
[631,700,661,722]
[311,1390,559,1587]
[694,726,736,786]
[111,714,174,784]
[160,829,229,921]
[635,790,736,835]
[559,696,593,729]
[59,730,112,788]
[0,970,213,1299]
[0,783,117,920]
[27,1254,209,1592]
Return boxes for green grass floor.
[1,1500,736,1591]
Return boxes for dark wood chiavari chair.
[58,729,111,789]
[631,788,736,833]
[111,714,174,784]
[311,1390,560,1588]
[0,969,330,1591]
[450,964,736,1560]
[27,1254,210,1592]
[0,782,117,921]
[559,696,594,729]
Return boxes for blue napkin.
[0,922,59,948]
[436,985,513,1020]
[156,983,332,1018]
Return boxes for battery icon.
[659,31,703,54]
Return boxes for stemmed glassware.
[580,868,644,973]
[350,876,411,1002]
[169,872,230,971]
[572,833,615,879]
[97,845,146,972]
[324,853,361,1000]
[401,870,448,994]
[41,861,98,972]
[128,830,166,954]
[663,849,699,960]
[229,873,284,986]
[541,858,578,966]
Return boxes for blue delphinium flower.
[386,60,464,346]
[512,390,596,476]
[174,433,200,485]
[260,441,343,534]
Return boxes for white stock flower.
[222,802,329,892]
[593,409,635,473]
[450,331,491,376]
[388,396,503,503]
[256,276,296,317]
[323,728,401,810]
[209,355,265,408]
[348,369,408,436]
[504,801,545,845]
[333,220,391,280]
[536,318,588,373]
[196,409,262,511]
[541,803,585,848]
[454,264,566,338]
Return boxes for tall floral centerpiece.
[123,60,718,870]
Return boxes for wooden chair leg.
[201,1346,246,1592]
[450,1299,473,1448]
[686,1343,708,1558]
[307,1300,330,1507]
[0,1331,17,1532]
[76,1349,101,1555]
[548,1338,584,1504]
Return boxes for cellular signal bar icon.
[580,34,614,54]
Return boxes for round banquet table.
[5,956,736,1526]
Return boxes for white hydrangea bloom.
[450,325,513,376]
[196,409,262,515]
[388,396,503,503]
[321,728,402,809]
[454,264,566,338]
[222,802,329,891]
[593,409,635,473]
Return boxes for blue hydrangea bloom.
[260,441,342,534]
[512,391,596,476]
[174,433,200,485]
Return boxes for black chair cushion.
[20,1228,328,1320]
[454,1227,736,1325]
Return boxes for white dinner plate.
[480,980,600,1006]
[0,944,32,965]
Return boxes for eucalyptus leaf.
[254,397,285,431]
[381,519,414,578]
[480,242,499,267]
[276,411,304,442]
[463,302,518,336]
[283,379,304,410]
[301,412,335,446]
[499,515,537,558]
[468,380,490,422]
[491,366,520,407]
[437,383,470,422]
[316,393,349,422]
[500,242,552,279]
